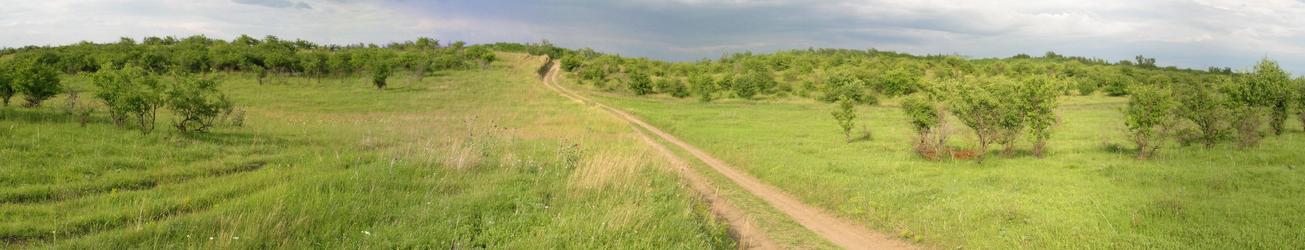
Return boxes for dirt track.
[538,61,915,250]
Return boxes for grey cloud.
[233,0,312,9]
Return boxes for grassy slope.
[592,88,1305,249]
[0,53,732,249]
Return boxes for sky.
[2,0,1303,75]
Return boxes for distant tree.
[667,78,690,98]
[1124,85,1178,160]
[821,70,877,105]
[166,75,233,133]
[300,51,330,82]
[878,67,921,96]
[627,70,653,95]
[831,99,857,142]
[12,61,62,107]
[690,74,715,103]
[732,71,771,99]
[0,63,14,106]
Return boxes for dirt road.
[538,61,915,250]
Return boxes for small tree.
[372,62,392,90]
[948,77,1009,160]
[1019,76,1060,157]
[690,74,715,102]
[1174,78,1232,148]
[1124,85,1178,160]
[12,61,62,107]
[0,64,14,106]
[1240,59,1293,135]
[167,75,233,133]
[831,99,856,142]
[91,65,166,133]
[902,93,946,160]
[627,70,653,95]
[1296,77,1305,131]
[666,78,690,98]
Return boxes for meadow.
[0,54,734,248]
[584,81,1305,249]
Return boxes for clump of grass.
[569,149,647,190]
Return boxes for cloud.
[232,0,312,10]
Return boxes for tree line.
[541,44,1304,161]
[0,35,494,134]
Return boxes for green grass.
[0,54,733,249]
[588,85,1305,249]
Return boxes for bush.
[665,78,690,98]
[627,71,653,95]
[732,71,771,99]
[1232,106,1267,148]
[12,61,62,107]
[1124,85,1178,160]
[0,64,14,106]
[878,68,920,96]
[831,99,857,142]
[560,55,582,72]
[1174,78,1232,148]
[91,65,166,133]
[167,75,233,133]
[1103,75,1132,96]
[821,71,878,105]
[1232,59,1293,135]
[902,93,946,160]
[1019,76,1060,157]
[948,77,1019,160]
[690,74,715,103]
[1296,78,1305,130]
[372,62,392,90]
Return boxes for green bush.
[627,71,653,95]
[11,61,62,107]
[690,74,714,103]
[1019,76,1060,157]
[831,99,857,142]
[821,71,877,105]
[1174,78,1232,148]
[166,75,233,133]
[91,65,166,133]
[1124,85,1178,160]
[1296,77,1305,130]
[877,67,920,96]
[947,77,1019,160]
[901,93,946,160]
[372,62,392,90]
[1230,59,1293,135]
[0,63,14,106]
[1103,75,1133,96]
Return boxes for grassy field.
[0,54,733,248]
[586,83,1305,249]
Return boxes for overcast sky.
[2,0,1303,75]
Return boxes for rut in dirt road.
[538,60,916,250]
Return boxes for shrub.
[91,65,166,133]
[1232,106,1267,148]
[1103,75,1132,96]
[1296,78,1305,130]
[560,55,583,72]
[732,71,771,99]
[902,93,946,160]
[1124,85,1178,160]
[372,62,392,90]
[1072,77,1098,96]
[1234,59,1293,135]
[690,74,715,103]
[666,79,690,98]
[821,71,878,105]
[831,99,857,142]
[1019,76,1060,157]
[878,67,920,96]
[1174,78,1232,148]
[0,64,13,106]
[627,70,653,95]
[948,77,1018,160]
[12,61,62,107]
[167,75,233,133]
